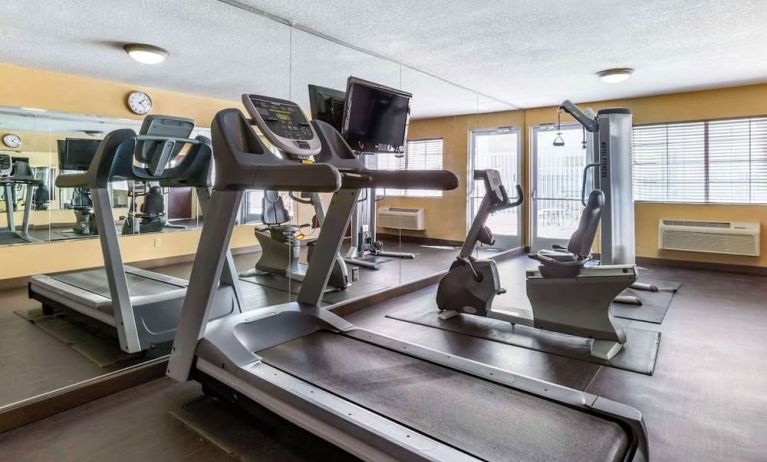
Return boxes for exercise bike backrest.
[567,189,604,259]
[262,190,292,225]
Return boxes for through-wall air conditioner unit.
[659,219,760,256]
[378,207,425,231]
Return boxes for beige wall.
[0,226,257,280]
[405,83,767,267]
[0,64,250,280]
[379,110,526,242]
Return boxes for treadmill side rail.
[92,186,141,353]
[168,189,244,381]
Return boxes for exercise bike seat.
[259,190,313,243]
[535,248,579,263]
[530,189,604,276]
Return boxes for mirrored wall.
[0,10,515,418]
[0,107,218,249]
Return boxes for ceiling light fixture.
[123,43,168,64]
[597,68,634,84]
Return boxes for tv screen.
[308,84,346,133]
[342,77,411,152]
[58,138,100,171]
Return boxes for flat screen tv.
[58,138,100,171]
[308,84,346,133]
[341,76,411,153]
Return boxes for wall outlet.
[153,237,161,248]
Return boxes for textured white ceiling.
[240,0,767,108]
[2,0,766,119]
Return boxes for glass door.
[468,128,522,250]
[531,124,590,251]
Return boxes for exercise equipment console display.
[167,94,649,462]
[245,95,320,155]
[241,94,353,289]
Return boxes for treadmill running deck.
[51,267,186,300]
[258,331,630,462]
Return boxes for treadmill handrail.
[55,130,214,189]
[211,108,458,192]
[360,168,458,191]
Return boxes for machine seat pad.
[535,249,579,263]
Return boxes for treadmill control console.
[0,154,11,177]
[242,94,321,159]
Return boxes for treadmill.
[0,155,42,244]
[167,95,650,462]
[29,116,243,354]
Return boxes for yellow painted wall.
[0,226,257,280]
[407,83,767,267]
[0,63,236,123]
[380,110,526,242]
[0,64,253,280]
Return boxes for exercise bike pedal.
[438,310,459,320]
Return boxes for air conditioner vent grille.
[378,207,426,231]
[662,220,730,228]
[659,219,760,256]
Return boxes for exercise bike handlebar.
[581,162,600,206]
[505,184,524,209]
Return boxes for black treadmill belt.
[52,268,183,299]
[259,332,630,462]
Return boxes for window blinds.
[633,117,767,204]
[377,138,444,197]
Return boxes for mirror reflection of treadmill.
[27,116,243,355]
[57,139,100,237]
[0,154,42,244]
[313,77,416,271]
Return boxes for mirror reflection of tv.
[58,138,100,171]
[308,84,346,133]
[342,76,411,153]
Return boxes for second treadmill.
[28,115,243,354]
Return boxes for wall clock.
[2,133,21,148]
[127,91,153,115]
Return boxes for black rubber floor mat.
[240,274,391,304]
[170,395,356,461]
[387,305,661,375]
[346,255,394,266]
[611,278,683,324]
[14,308,168,368]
